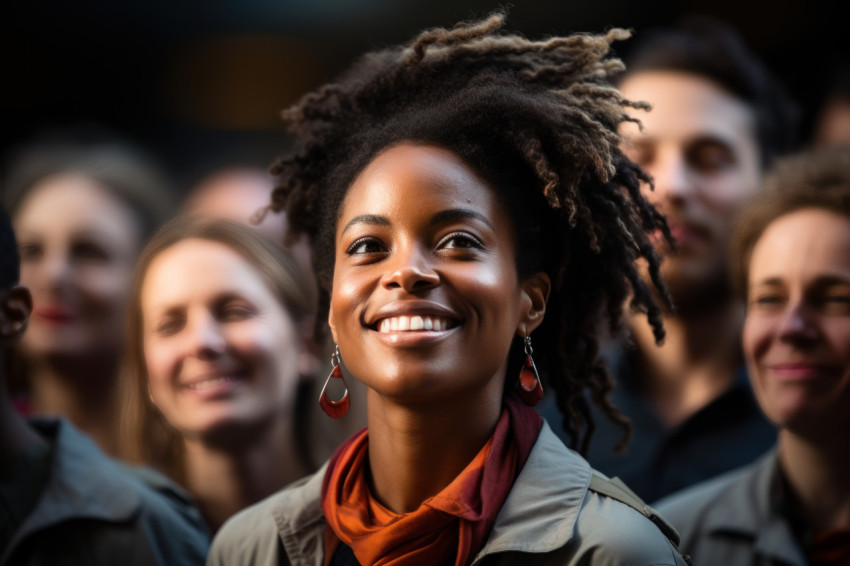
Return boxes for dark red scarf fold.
[321,394,542,566]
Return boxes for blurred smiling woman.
[656,146,850,565]
[4,134,173,455]
[121,216,317,531]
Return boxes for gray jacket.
[1,418,210,566]
[655,450,806,566]
[208,421,689,565]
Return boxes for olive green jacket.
[655,451,807,566]
[208,422,688,565]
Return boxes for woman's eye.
[220,305,254,321]
[18,243,43,261]
[71,242,110,262]
[438,232,483,251]
[346,237,386,255]
[820,295,850,313]
[751,294,784,310]
[155,318,184,336]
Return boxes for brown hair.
[120,215,316,482]
[731,145,850,300]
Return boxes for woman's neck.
[366,384,503,514]
[778,430,850,533]
[182,415,309,532]
[26,354,120,456]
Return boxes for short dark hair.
[624,16,800,168]
[0,207,19,290]
[265,13,674,453]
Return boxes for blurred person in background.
[183,163,369,464]
[121,216,319,531]
[539,17,799,502]
[0,207,209,566]
[2,131,176,456]
[656,145,850,565]
[811,65,850,147]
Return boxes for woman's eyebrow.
[430,208,495,231]
[340,214,390,237]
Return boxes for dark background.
[2,0,844,195]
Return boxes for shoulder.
[26,418,210,564]
[655,460,767,539]
[571,478,689,565]
[209,467,327,566]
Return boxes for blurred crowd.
[2,13,849,566]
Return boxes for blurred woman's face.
[14,173,141,361]
[743,208,850,438]
[328,143,544,407]
[142,239,305,441]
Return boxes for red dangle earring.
[319,344,350,418]
[517,333,544,406]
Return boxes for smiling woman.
[209,12,690,566]
[120,216,318,532]
[655,145,850,564]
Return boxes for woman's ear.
[518,272,550,335]
[0,285,33,345]
[327,302,339,345]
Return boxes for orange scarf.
[321,394,542,566]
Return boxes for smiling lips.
[376,315,455,333]
[183,372,246,391]
[768,362,836,382]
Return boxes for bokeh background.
[2,0,845,195]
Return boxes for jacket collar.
[700,451,807,565]
[272,421,592,566]
[472,421,591,562]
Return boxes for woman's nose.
[37,251,72,289]
[187,313,227,359]
[380,245,439,292]
[777,303,819,344]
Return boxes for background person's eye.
[688,141,734,174]
[18,242,43,261]
[219,304,255,321]
[71,241,110,261]
[155,317,185,336]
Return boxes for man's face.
[620,71,762,312]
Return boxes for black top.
[538,351,777,503]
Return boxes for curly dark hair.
[263,13,672,455]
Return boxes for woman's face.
[328,143,546,406]
[14,173,142,360]
[142,238,306,440]
[743,208,850,438]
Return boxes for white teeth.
[376,315,453,333]
[187,376,237,390]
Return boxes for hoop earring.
[319,345,350,418]
[517,334,543,406]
